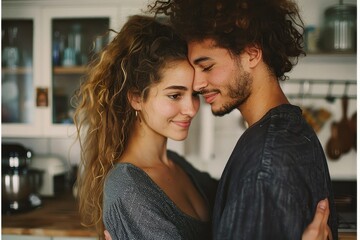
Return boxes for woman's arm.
[302,199,332,240]
[104,199,332,240]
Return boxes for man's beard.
[212,65,252,117]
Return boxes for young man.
[149,0,338,239]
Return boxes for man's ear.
[127,91,142,111]
[244,45,262,68]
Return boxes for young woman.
[74,15,217,239]
[74,15,332,240]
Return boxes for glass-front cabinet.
[2,8,43,137]
[51,18,109,124]
[2,5,119,137]
[2,19,34,124]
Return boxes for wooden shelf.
[300,53,357,64]
[53,66,86,75]
[305,51,356,56]
[2,67,33,75]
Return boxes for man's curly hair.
[148,0,306,80]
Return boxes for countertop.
[339,232,357,240]
[2,192,356,239]
[2,191,97,237]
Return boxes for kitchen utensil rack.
[281,79,356,102]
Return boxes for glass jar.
[318,2,356,53]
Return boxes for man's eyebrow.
[193,56,211,65]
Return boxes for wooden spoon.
[349,112,357,151]
[337,97,353,154]
[326,122,342,160]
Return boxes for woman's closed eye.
[168,93,182,100]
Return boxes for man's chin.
[211,105,235,116]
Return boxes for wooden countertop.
[2,192,356,239]
[2,191,97,237]
[339,232,357,240]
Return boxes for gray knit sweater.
[103,151,218,240]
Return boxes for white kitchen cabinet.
[2,7,44,137]
[1,0,186,155]
[1,1,142,138]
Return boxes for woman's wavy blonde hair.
[73,15,188,238]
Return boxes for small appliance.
[2,143,43,213]
[30,155,69,197]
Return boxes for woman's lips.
[173,121,191,128]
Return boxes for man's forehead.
[187,38,229,65]
[188,38,218,49]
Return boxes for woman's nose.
[183,97,200,117]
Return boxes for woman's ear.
[127,91,142,111]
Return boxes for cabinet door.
[41,7,118,137]
[2,8,45,137]
[51,18,109,125]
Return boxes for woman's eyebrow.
[163,85,188,91]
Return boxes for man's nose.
[193,71,208,92]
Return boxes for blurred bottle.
[72,24,83,65]
[3,26,20,68]
[52,31,62,66]
[62,32,76,67]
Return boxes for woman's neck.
[119,122,169,167]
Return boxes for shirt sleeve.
[215,177,306,240]
[103,185,182,240]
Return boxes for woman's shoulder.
[105,163,143,186]
[103,162,173,214]
[103,163,148,203]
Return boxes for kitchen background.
[1,0,357,239]
[2,0,356,179]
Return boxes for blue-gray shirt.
[103,151,218,240]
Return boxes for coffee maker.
[2,143,43,213]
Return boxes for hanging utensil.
[337,84,353,154]
[326,122,342,160]
[349,112,357,151]
[325,82,335,103]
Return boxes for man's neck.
[239,79,289,127]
